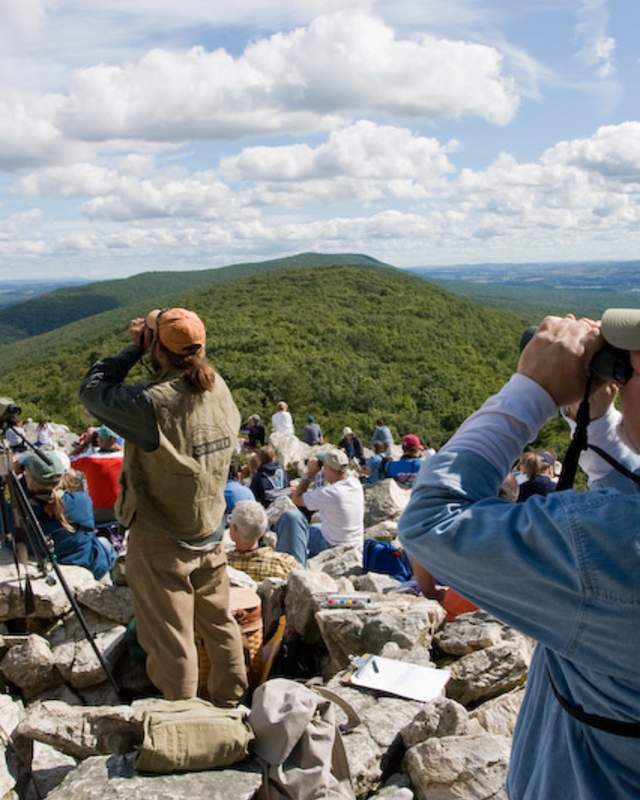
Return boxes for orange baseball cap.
[146,307,206,355]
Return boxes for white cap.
[601,308,640,351]
[323,449,349,472]
[342,427,353,436]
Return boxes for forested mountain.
[0,253,388,344]
[1,265,555,451]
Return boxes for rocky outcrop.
[25,742,77,800]
[47,753,263,799]
[307,545,363,580]
[284,569,339,643]
[434,611,506,657]
[77,584,134,626]
[0,635,62,700]
[352,573,401,593]
[404,733,511,800]
[48,615,127,690]
[470,688,525,737]
[17,702,142,759]
[400,698,469,747]
[0,695,25,798]
[316,594,446,672]
[0,551,96,621]
[446,639,531,707]
[363,480,411,528]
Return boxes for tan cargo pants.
[126,526,247,705]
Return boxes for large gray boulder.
[316,595,446,672]
[446,640,531,707]
[307,545,363,580]
[17,702,142,759]
[25,742,77,800]
[369,774,414,799]
[363,480,411,528]
[400,698,469,748]
[77,584,134,626]
[0,635,62,700]
[470,688,525,737]
[284,569,339,643]
[404,733,511,800]
[0,551,97,621]
[352,573,401,593]
[324,677,424,798]
[48,614,127,690]
[47,753,263,800]
[269,432,310,468]
[434,611,509,657]
[0,695,25,798]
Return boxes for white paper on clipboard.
[349,655,450,703]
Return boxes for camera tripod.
[0,418,120,697]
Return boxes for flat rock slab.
[434,611,507,657]
[18,702,142,759]
[47,753,263,800]
[77,584,134,626]
[0,551,97,620]
[307,545,363,580]
[446,640,530,707]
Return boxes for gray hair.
[230,500,268,544]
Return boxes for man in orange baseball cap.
[79,307,247,705]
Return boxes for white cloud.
[574,0,616,80]
[542,122,640,182]
[220,121,458,206]
[20,161,245,221]
[0,93,72,171]
[56,12,518,145]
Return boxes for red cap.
[402,434,423,451]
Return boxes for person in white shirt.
[6,421,27,452]
[35,419,54,447]
[271,401,294,435]
[275,449,364,565]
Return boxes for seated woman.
[16,452,116,580]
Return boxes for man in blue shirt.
[370,419,393,452]
[399,310,640,799]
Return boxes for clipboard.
[348,655,450,703]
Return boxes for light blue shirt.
[399,374,640,800]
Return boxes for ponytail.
[163,347,215,394]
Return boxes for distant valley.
[407,260,640,322]
[0,279,89,310]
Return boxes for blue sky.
[0,0,639,278]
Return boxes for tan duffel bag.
[136,698,253,773]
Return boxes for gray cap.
[601,308,640,351]
[323,448,349,472]
[22,451,66,486]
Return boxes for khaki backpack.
[135,698,253,773]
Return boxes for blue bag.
[362,539,413,582]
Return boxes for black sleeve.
[250,473,265,506]
[78,345,159,452]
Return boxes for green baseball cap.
[96,424,117,440]
[22,451,66,486]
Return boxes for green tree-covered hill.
[0,252,389,344]
[2,265,556,453]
